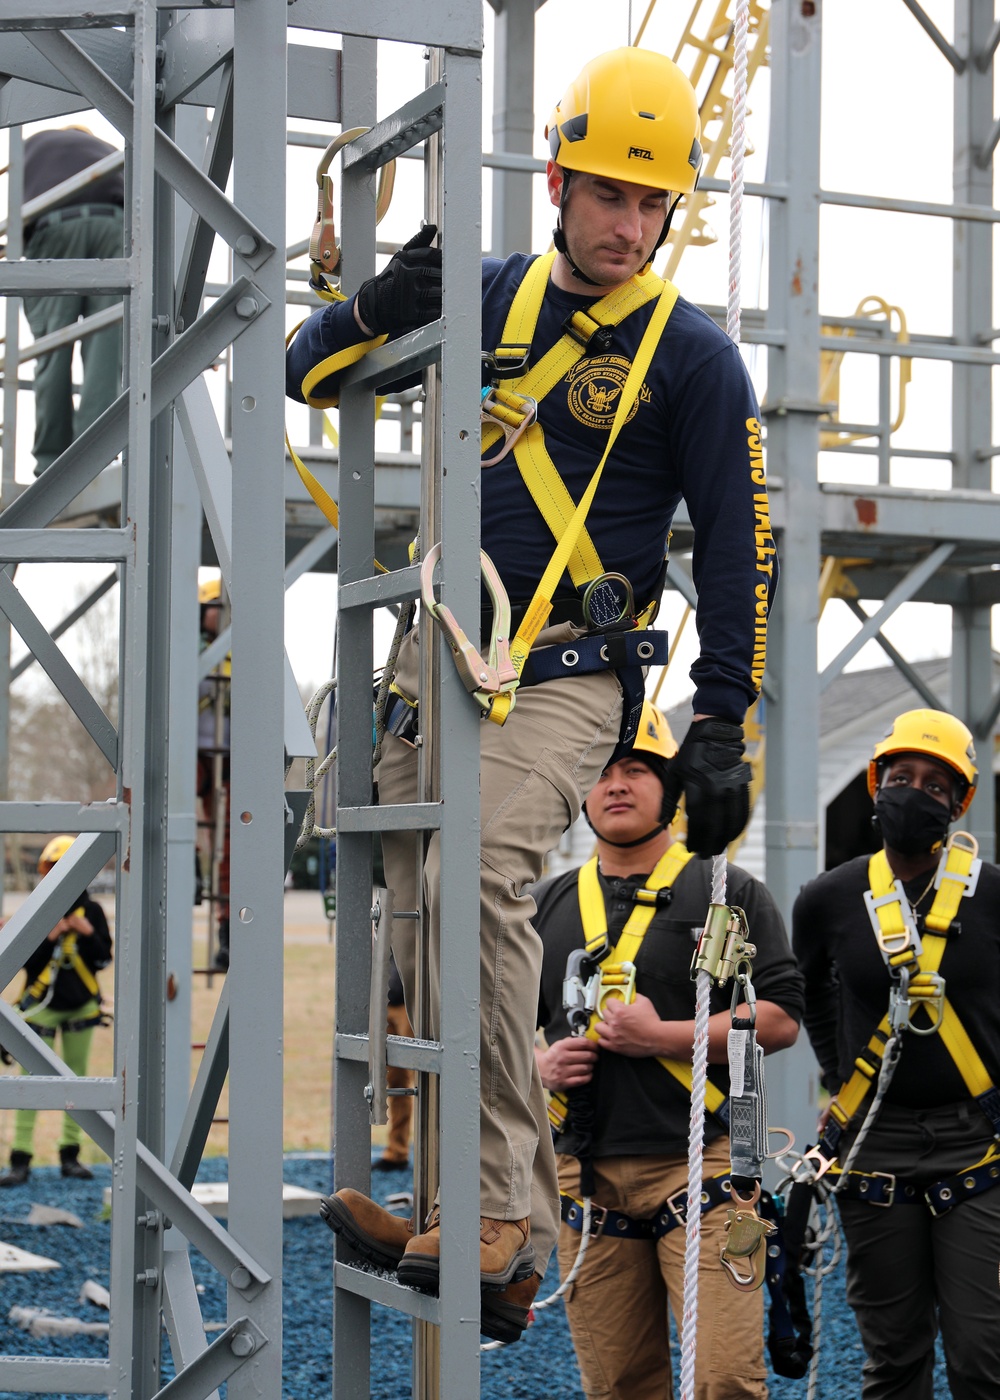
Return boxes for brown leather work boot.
[318,1188,414,1270]
[396,1213,534,1294]
[480,1270,542,1343]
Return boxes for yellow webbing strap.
[831,845,992,1126]
[488,278,680,727]
[481,252,665,455]
[554,843,726,1116]
[25,925,99,1005]
[481,255,667,588]
[300,333,389,411]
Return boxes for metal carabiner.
[420,544,518,714]
[730,966,757,1025]
[719,1204,777,1292]
[309,127,396,280]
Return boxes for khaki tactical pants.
[377,624,622,1270]
[381,1000,414,1165]
[557,1140,767,1400]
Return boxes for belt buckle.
[855,1170,896,1207]
[662,1188,688,1228]
[588,1203,608,1237]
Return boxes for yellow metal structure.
[820,297,913,449]
[661,0,770,280]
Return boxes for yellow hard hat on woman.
[868,708,978,817]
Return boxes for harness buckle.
[863,883,922,961]
[481,345,530,381]
[561,310,615,357]
[480,386,538,466]
[662,1188,689,1227]
[595,961,637,1017]
[588,1203,609,1237]
[850,1170,897,1207]
[799,1143,838,1182]
[904,970,946,1036]
[420,544,519,717]
[933,832,981,899]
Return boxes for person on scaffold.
[287,46,775,1341]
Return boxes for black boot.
[212,916,230,972]
[0,1150,32,1188]
[59,1145,93,1180]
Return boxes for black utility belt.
[384,629,668,748]
[560,1171,740,1241]
[520,628,668,686]
[832,1157,1000,1216]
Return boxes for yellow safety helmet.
[38,835,75,871]
[546,48,703,194]
[632,700,679,763]
[198,577,222,606]
[868,708,978,816]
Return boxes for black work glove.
[661,717,750,857]
[355,225,441,336]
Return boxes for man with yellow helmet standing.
[291,48,774,1316]
[793,709,1000,1398]
[527,703,802,1383]
[0,836,112,1187]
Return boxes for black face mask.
[873,786,952,856]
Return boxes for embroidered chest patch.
[565,353,652,430]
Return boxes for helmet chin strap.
[553,174,682,286]
[584,808,669,849]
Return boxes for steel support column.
[952,0,996,858]
[762,0,823,1152]
[489,0,537,257]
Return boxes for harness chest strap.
[548,843,728,1129]
[488,278,680,727]
[826,841,995,1141]
[25,926,100,1006]
[482,252,674,595]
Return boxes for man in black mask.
[793,708,1000,1400]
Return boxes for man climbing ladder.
[287,45,775,1324]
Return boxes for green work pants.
[13,1000,100,1153]
[22,206,125,475]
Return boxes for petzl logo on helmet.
[628,146,654,160]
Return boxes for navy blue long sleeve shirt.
[286,253,775,723]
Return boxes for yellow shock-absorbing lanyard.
[548,843,730,1130]
[827,836,991,1135]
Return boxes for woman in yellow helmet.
[793,708,1000,1398]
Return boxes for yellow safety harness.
[548,842,729,1130]
[22,920,100,1012]
[287,249,678,722]
[806,833,1000,1200]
